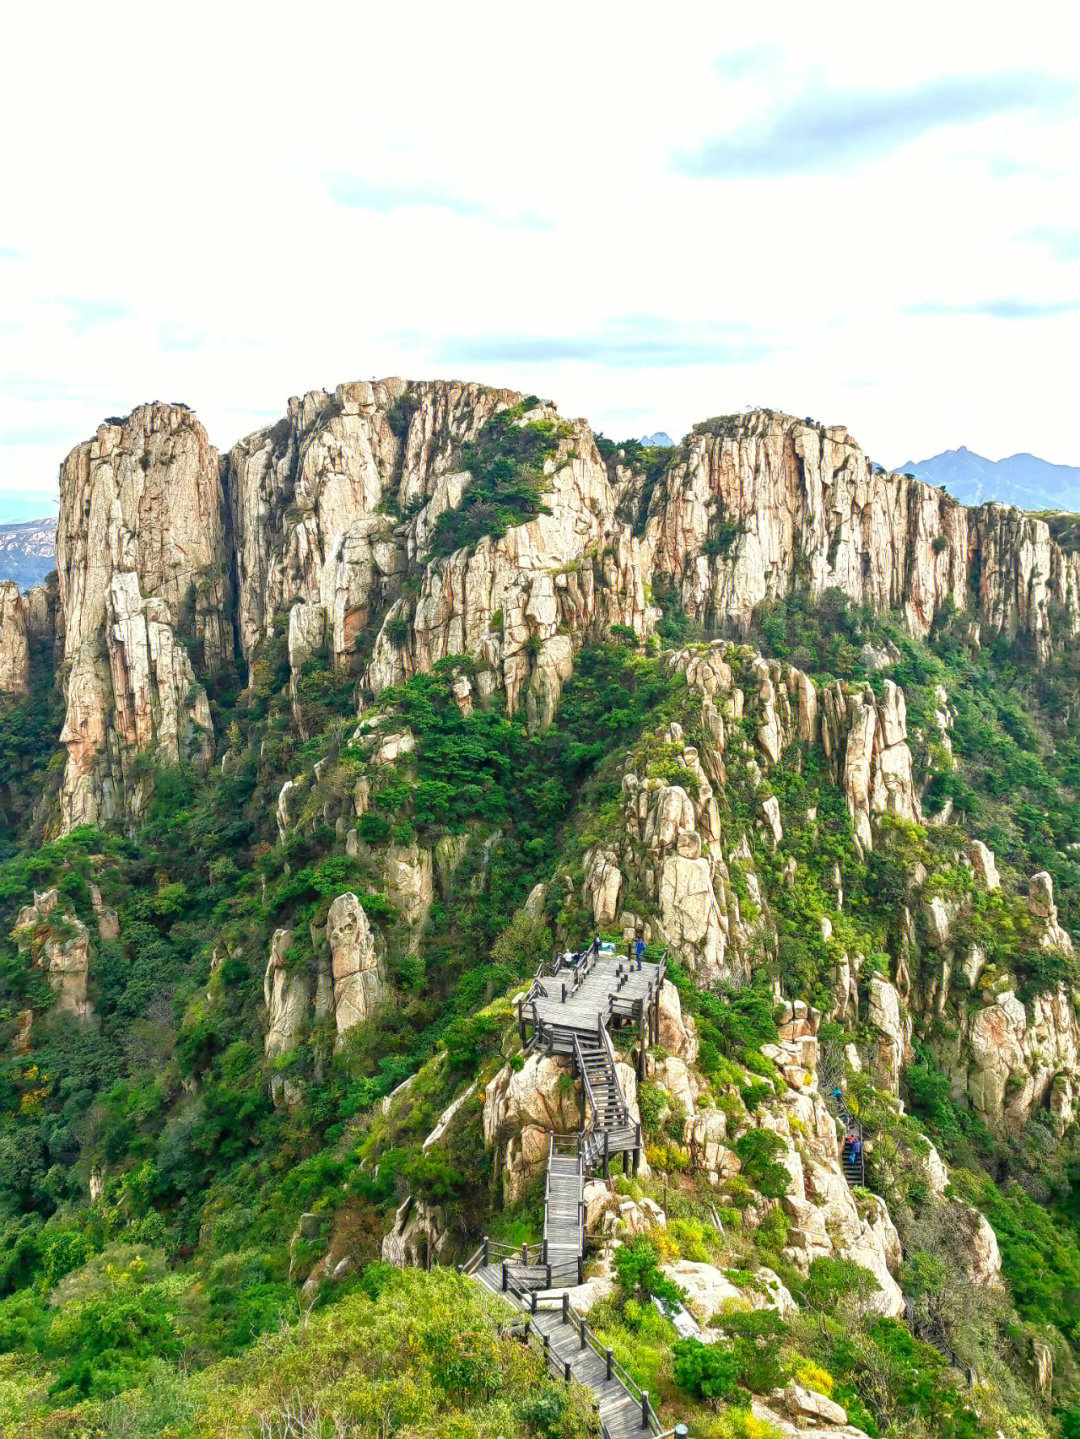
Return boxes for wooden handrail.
[487,1260,663,1435]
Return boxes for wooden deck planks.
[529,952,663,1033]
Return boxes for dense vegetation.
[3,562,1080,1435]
[428,399,565,556]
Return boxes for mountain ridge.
[901,444,1080,511]
[0,515,56,588]
[3,377,1080,1438]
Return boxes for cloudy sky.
[1,0,1078,519]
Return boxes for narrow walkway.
[827,1092,865,1187]
[463,1250,662,1436]
[461,943,670,1436]
[544,1136,584,1287]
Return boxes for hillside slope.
[1,381,1080,1438]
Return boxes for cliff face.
[227,379,518,669]
[0,582,31,696]
[647,414,1080,652]
[54,404,229,828]
[50,385,1080,833]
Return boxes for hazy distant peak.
[638,431,674,447]
[0,517,55,589]
[900,447,1080,512]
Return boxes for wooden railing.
[509,1267,663,1434]
[460,1246,662,1435]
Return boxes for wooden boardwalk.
[461,944,670,1436]
[520,945,666,1058]
[467,1261,661,1436]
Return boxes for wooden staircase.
[460,943,669,1433]
[543,1135,585,1288]
[575,1025,640,1174]
[463,1248,663,1436]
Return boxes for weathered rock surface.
[264,928,312,1105]
[52,390,1080,834]
[482,1053,583,1202]
[751,1396,870,1439]
[327,892,383,1040]
[13,889,93,1019]
[656,979,699,1063]
[742,1031,906,1316]
[381,1193,458,1268]
[646,411,1080,658]
[227,379,514,667]
[662,1260,796,1322]
[0,581,30,695]
[55,404,228,829]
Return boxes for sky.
[1,0,1079,521]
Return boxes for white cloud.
[2,0,1079,515]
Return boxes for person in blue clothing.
[634,933,645,967]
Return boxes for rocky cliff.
[55,404,229,829]
[7,375,1080,1435]
[49,385,1080,834]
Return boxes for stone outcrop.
[13,889,93,1020]
[646,411,1080,658]
[263,927,332,1105]
[55,404,229,829]
[656,979,699,1062]
[227,379,515,667]
[750,1384,864,1438]
[482,1053,583,1202]
[667,645,921,856]
[327,892,383,1040]
[264,896,383,1098]
[867,975,912,1094]
[381,1193,458,1269]
[662,1260,796,1322]
[750,1033,905,1316]
[751,1396,870,1439]
[383,843,434,937]
[907,861,1080,1130]
[0,581,30,696]
[52,389,1080,832]
[559,642,925,991]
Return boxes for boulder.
[782,1383,849,1427]
[662,1261,796,1323]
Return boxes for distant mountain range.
[639,432,674,448]
[899,446,1080,513]
[0,517,55,588]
